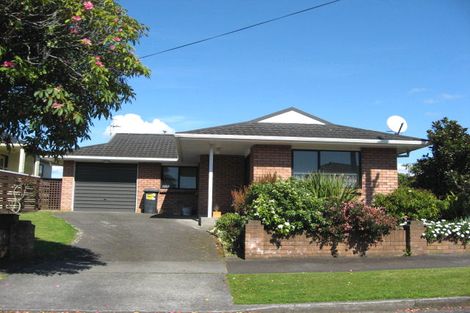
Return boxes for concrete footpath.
[227,254,470,273]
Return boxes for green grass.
[228,267,470,304]
[19,211,77,257]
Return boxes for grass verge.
[228,267,470,304]
[19,211,77,257]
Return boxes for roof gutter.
[62,155,179,162]
[175,133,428,146]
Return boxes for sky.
[81,0,470,173]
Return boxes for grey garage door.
[74,163,137,212]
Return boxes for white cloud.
[408,87,428,94]
[423,98,438,104]
[104,114,175,137]
[423,93,464,104]
[440,93,463,100]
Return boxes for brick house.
[60,108,427,216]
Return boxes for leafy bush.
[373,187,449,220]
[422,219,470,245]
[398,173,414,187]
[445,191,470,220]
[213,213,246,254]
[325,202,397,256]
[245,179,327,238]
[302,173,359,205]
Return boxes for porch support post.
[33,157,40,176]
[18,148,26,174]
[207,145,214,218]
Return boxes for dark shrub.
[328,202,397,256]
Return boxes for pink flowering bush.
[80,38,92,46]
[83,1,94,10]
[324,202,397,256]
[2,60,15,68]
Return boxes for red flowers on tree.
[83,1,94,10]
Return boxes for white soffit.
[257,110,325,125]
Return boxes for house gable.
[257,109,326,125]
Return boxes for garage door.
[74,163,137,212]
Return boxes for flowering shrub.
[245,179,328,238]
[422,219,470,245]
[229,177,397,256]
[323,202,397,256]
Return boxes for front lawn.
[228,267,470,304]
[19,211,77,257]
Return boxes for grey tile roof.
[180,122,424,141]
[70,133,178,158]
[179,108,426,142]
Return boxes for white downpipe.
[207,145,214,218]
[18,148,26,174]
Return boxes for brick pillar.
[136,163,161,213]
[60,161,75,211]
[361,148,398,204]
[250,145,292,182]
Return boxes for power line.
[139,0,342,59]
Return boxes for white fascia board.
[63,155,179,162]
[175,133,428,146]
[0,143,23,148]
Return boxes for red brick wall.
[361,148,398,204]
[250,145,291,182]
[60,161,75,211]
[136,163,197,215]
[136,163,161,213]
[245,220,469,259]
[198,155,245,217]
[158,190,198,216]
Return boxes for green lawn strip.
[227,267,470,304]
[19,211,77,257]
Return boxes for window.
[292,151,318,177]
[179,167,198,189]
[162,166,197,189]
[293,150,361,185]
[0,155,8,170]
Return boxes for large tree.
[0,0,150,156]
[411,118,470,217]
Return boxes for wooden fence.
[0,170,62,212]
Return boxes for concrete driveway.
[0,212,233,312]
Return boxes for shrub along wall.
[245,220,469,259]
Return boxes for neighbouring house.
[0,141,52,178]
[60,107,427,216]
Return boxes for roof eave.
[176,133,428,149]
[62,155,179,163]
